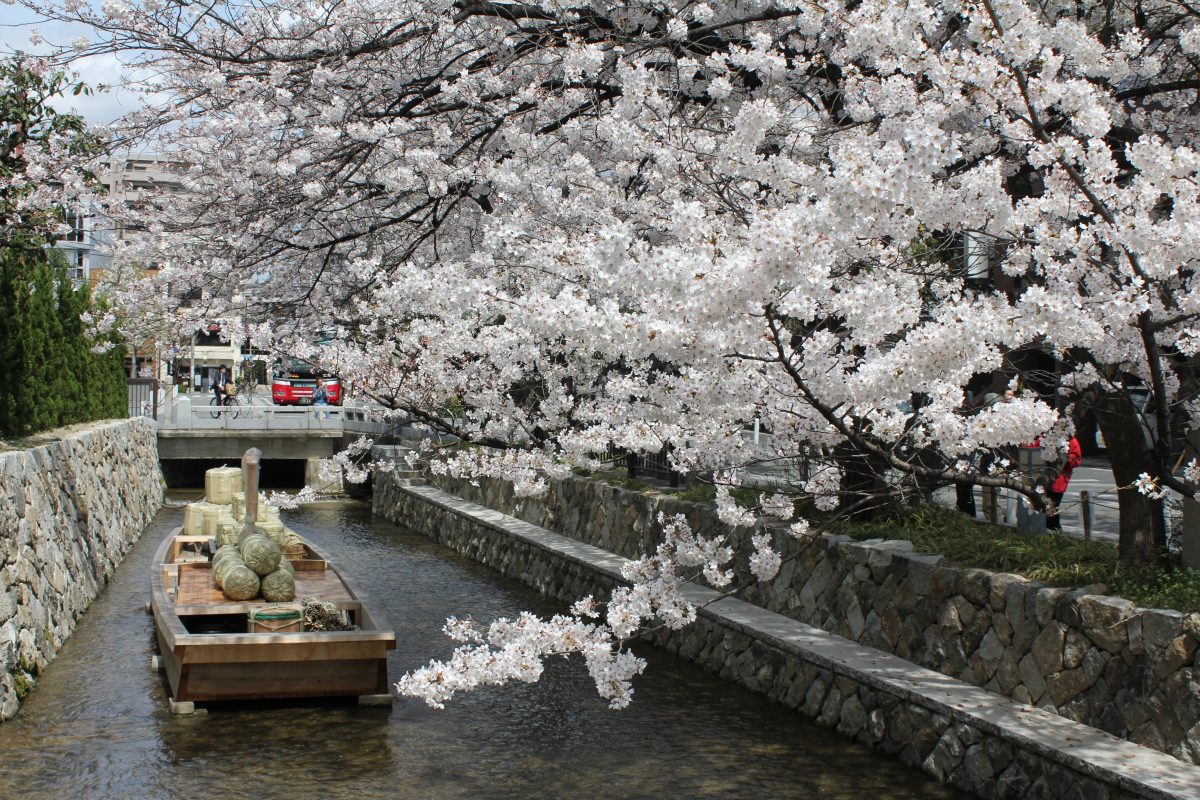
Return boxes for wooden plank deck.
[175,562,354,609]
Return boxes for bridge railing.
[157,399,397,437]
[127,378,161,420]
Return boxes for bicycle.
[233,377,256,406]
[209,392,241,419]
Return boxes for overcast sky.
[0,6,144,124]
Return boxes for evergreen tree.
[56,259,91,420]
[0,244,34,435]
[0,59,123,439]
[49,250,84,424]
[26,252,61,431]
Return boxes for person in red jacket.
[1045,436,1082,530]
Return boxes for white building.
[52,154,255,389]
[53,153,185,288]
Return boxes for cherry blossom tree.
[0,56,98,238]
[21,0,1200,702]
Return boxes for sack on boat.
[240,534,282,577]
[256,519,286,545]
[216,526,242,549]
[248,604,303,634]
[231,491,270,523]
[222,564,261,601]
[183,502,217,536]
[212,544,240,566]
[204,466,243,505]
[216,518,240,545]
[260,568,296,602]
[236,524,278,548]
[201,505,224,538]
[213,553,246,589]
[238,529,265,551]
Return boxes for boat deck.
[152,528,396,703]
[173,561,354,614]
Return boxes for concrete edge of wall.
[395,482,1200,800]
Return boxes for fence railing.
[606,444,681,486]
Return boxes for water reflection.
[0,500,968,799]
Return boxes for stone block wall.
[375,477,1200,800]
[0,419,164,720]
[414,471,1200,766]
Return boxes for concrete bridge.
[154,392,400,489]
[156,401,395,459]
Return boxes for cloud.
[0,5,152,124]
[47,51,137,123]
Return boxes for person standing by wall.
[969,392,1008,521]
[1045,436,1083,530]
[955,392,981,517]
[312,376,329,420]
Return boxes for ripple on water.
[0,502,969,800]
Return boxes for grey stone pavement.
[932,456,1124,543]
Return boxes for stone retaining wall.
[414,471,1200,766]
[375,475,1200,800]
[0,419,164,720]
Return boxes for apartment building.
[50,154,257,387]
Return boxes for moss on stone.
[12,672,33,699]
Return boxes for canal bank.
[0,418,163,721]
[394,468,1200,766]
[0,500,967,799]
[374,470,1200,800]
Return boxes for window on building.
[64,210,87,243]
[66,250,86,283]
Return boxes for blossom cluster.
[25,0,1200,703]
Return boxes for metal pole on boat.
[241,447,262,538]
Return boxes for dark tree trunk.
[1094,394,1167,564]
[832,440,894,520]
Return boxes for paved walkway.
[737,439,1136,543]
[932,456,1123,543]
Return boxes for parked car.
[271,359,342,406]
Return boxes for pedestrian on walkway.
[955,392,983,517]
[959,392,1008,519]
[1044,436,1082,530]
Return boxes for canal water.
[0,499,966,799]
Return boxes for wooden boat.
[150,449,396,706]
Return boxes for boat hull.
[151,527,396,703]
